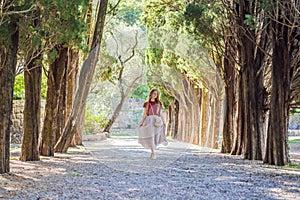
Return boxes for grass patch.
[287,162,300,170]
[264,163,300,171]
[10,144,21,151]
[10,156,19,160]
[289,138,300,144]
[110,133,137,137]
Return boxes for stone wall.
[11,100,45,143]
[111,98,145,129]
[11,100,24,143]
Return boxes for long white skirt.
[138,115,168,149]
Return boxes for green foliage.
[130,84,149,99]
[113,0,143,26]
[84,103,108,134]
[13,73,48,99]
[290,108,300,114]
[289,139,300,144]
[41,73,47,99]
[141,0,184,28]
[184,1,224,50]
[286,163,300,170]
[39,0,89,48]
[17,0,89,69]
[158,87,175,108]
[243,14,261,30]
[14,75,25,99]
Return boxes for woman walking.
[138,88,168,159]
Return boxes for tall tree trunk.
[167,105,172,137]
[243,34,262,160]
[214,99,222,149]
[231,0,263,160]
[67,50,81,146]
[20,51,42,161]
[231,73,244,155]
[55,0,109,153]
[55,66,66,143]
[72,108,85,146]
[253,24,268,159]
[208,96,215,147]
[103,98,126,133]
[0,17,18,173]
[40,46,67,156]
[173,99,179,139]
[264,20,290,166]
[200,90,209,146]
[221,39,235,153]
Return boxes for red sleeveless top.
[143,101,162,116]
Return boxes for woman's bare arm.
[140,107,148,126]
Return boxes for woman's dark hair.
[147,88,160,104]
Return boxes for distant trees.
[102,26,145,133]
[142,0,300,166]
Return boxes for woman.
[138,88,168,159]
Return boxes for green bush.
[84,104,108,135]
[14,73,47,100]
[14,74,25,99]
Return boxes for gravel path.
[1,137,300,200]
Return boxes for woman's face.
[150,90,158,99]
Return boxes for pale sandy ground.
[0,136,300,199]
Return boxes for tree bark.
[55,65,66,143]
[221,39,235,153]
[103,98,126,133]
[55,0,109,153]
[167,105,172,137]
[20,52,42,161]
[264,19,290,166]
[173,99,179,139]
[243,33,263,160]
[200,90,209,146]
[214,99,222,149]
[231,73,245,155]
[40,46,67,156]
[0,17,18,173]
[208,96,215,147]
[67,49,81,147]
[72,108,85,146]
[230,0,263,160]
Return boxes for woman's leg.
[150,148,156,159]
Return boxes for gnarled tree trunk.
[40,46,67,156]
[0,17,19,173]
[20,52,42,161]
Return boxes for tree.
[0,1,19,173]
[264,1,300,166]
[142,0,224,149]
[183,1,235,152]
[20,7,42,161]
[55,0,109,153]
[39,0,89,156]
[103,25,144,133]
